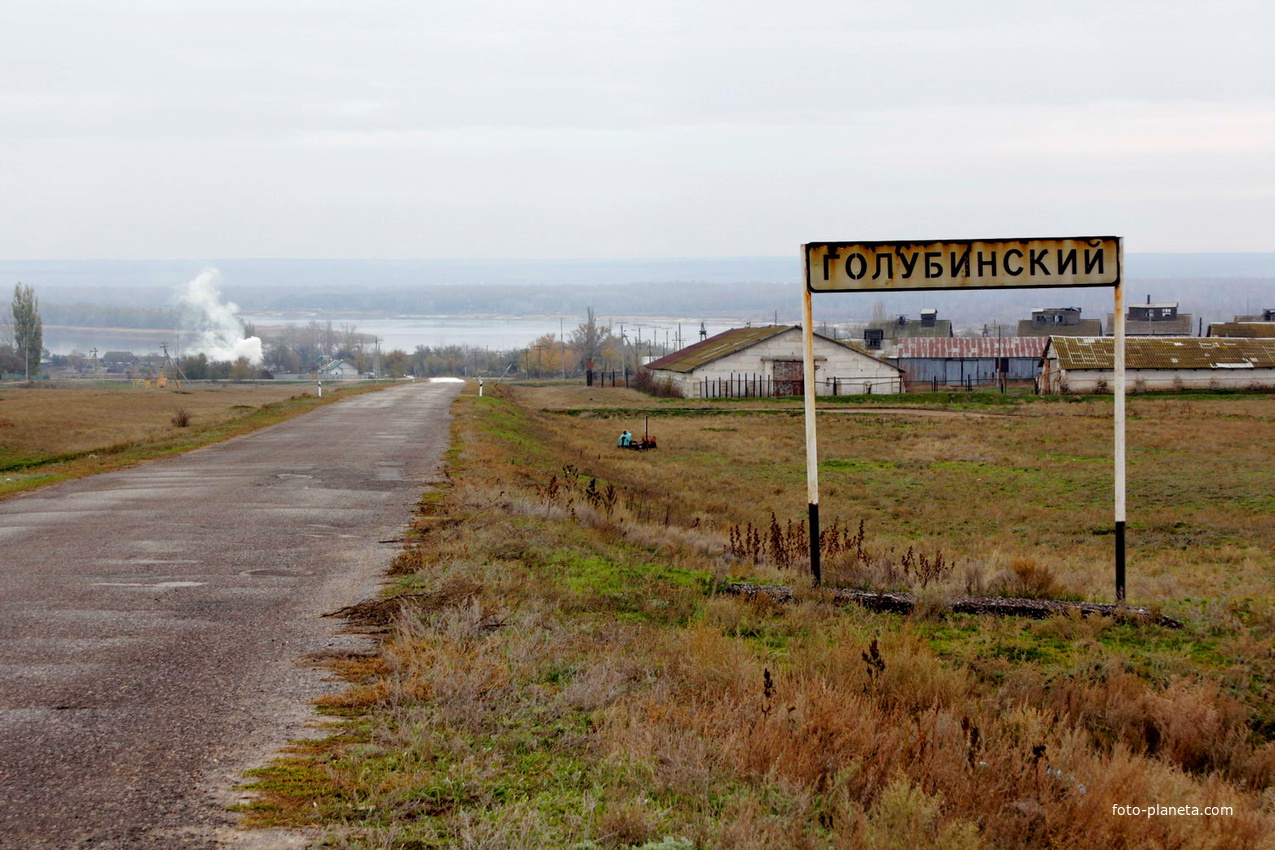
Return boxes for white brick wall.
[651,328,902,397]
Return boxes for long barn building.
[896,337,1048,390]
[1041,337,1275,393]
[644,325,903,398]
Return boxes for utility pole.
[160,342,190,384]
[620,331,630,383]
[997,322,1005,393]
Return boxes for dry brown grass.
[0,383,308,459]
[243,384,1275,849]
[508,386,1275,605]
[0,381,387,498]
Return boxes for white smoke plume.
[177,268,264,365]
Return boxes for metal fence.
[697,373,904,398]
[700,374,781,398]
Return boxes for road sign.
[800,235,1128,602]
[805,236,1121,292]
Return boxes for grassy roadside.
[0,381,392,499]
[240,384,1275,849]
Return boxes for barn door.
[773,360,804,396]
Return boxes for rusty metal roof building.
[1047,337,1275,370]
[897,337,1049,359]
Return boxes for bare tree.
[570,307,612,380]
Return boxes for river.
[43,315,746,356]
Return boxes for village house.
[319,359,360,380]
[643,325,903,398]
[1039,337,1275,394]
[1106,299,1194,336]
[101,351,139,373]
[862,308,952,353]
[1016,307,1103,337]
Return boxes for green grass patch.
[819,458,897,472]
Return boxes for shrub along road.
[0,379,462,849]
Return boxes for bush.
[632,369,683,398]
[996,556,1060,599]
[171,407,193,428]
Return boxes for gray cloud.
[1,0,1272,258]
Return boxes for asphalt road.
[0,379,462,849]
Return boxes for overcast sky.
[2,0,1272,260]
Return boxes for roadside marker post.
[801,282,822,584]
[800,237,1126,600]
[1113,249,1127,600]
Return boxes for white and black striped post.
[1113,247,1127,602]
[801,285,821,585]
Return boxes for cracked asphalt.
[0,379,461,849]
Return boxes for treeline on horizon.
[71,312,636,381]
[42,302,183,329]
[254,312,631,379]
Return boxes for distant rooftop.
[897,337,1049,359]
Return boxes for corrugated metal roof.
[1049,337,1275,370]
[1208,322,1275,339]
[865,320,953,339]
[645,325,794,373]
[1105,314,1194,336]
[897,337,1049,359]
[1017,318,1104,337]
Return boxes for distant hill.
[3,255,1273,332]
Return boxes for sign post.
[801,284,821,584]
[801,236,1126,599]
[1112,249,1127,600]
